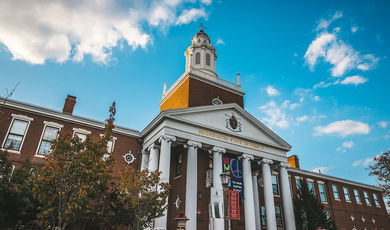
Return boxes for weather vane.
[200,22,207,31]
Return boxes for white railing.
[217,77,241,91]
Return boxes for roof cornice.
[0,98,141,137]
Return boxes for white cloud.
[314,120,370,137]
[259,100,289,129]
[175,8,207,25]
[313,81,334,89]
[265,85,280,96]
[314,96,320,101]
[377,121,388,128]
[385,135,390,140]
[296,115,309,122]
[352,160,361,167]
[312,166,330,174]
[289,103,300,110]
[351,26,358,33]
[340,75,368,86]
[316,11,343,32]
[216,38,225,45]
[342,141,354,148]
[0,0,209,64]
[201,0,212,5]
[305,13,378,77]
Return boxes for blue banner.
[222,155,244,197]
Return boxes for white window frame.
[295,176,303,190]
[99,134,117,153]
[72,128,91,142]
[271,172,280,196]
[353,189,362,204]
[307,178,315,194]
[344,187,351,203]
[373,193,381,207]
[34,121,63,158]
[1,114,33,154]
[363,191,371,206]
[318,181,327,204]
[332,184,340,201]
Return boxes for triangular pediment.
[162,103,291,151]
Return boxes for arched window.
[195,52,200,65]
[206,53,210,66]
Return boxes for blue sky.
[0,0,389,187]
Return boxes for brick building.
[1,29,388,230]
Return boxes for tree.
[0,150,39,227]
[369,150,390,206]
[115,167,170,230]
[293,180,336,230]
[30,102,117,230]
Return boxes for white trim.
[306,178,314,182]
[11,113,34,121]
[317,181,327,204]
[73,127,91,135]
[331,184,341,201]
[34,123,62,157]
[43,121,63,128]
[1,116,32,153]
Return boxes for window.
[288,176,293,196]
[271,174,279,195]
[195,52,200,64]
[275,205,283,227]
[307,180,314,193]
[73,128,91,142]
[295,177,302,190]
[175,152,183,177]
[332,185,340,200]
[260,205,283,227]
[74,132,87,142]
[37,126,60,155]
[3,118,31,151]
[353,189,361,204]
[364,191,371,206]
[260,206,266,226]
[343,187,351,202]
[373,193,380,207]
[206,53,211,66]
[318,183,327,203]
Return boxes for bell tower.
[160,27,245,112]
[184,28,218,79]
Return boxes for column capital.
[261,158,273,165]
[147,143,160,151]
[239,153,254,160]
[187,140,202,149]
[211,146,226,154]
[159,134,176,143]
[279,162,290,169]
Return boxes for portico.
[141,103,296,230]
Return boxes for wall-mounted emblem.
[225,113,241,132]
[212,97,223,105]
[175,195,181,210]
[123,152,135,164]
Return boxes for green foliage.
[293,180,336,230]
[369,151,390,206]
[30,102,116,230]
[0,150,39,227]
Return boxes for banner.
[222,155,244,197]
[210,187,224,219]
[229,190,240,220]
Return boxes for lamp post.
[220,172,230,230]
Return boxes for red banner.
[229,190,240,220]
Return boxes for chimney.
[62,95,76,115]
[162,83,167,99]
[237,73,241,90]
[287,155,300,169]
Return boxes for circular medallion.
[123,152,135,164]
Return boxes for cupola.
[184,29,218,79]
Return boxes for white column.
[280,163,296,230]
[262,159,277,230]
[185,140,202,230]
[148,144,159,172]
[154,134,176,230]
[242,154,256,230]
[141,150,149,170]
[212,146,226,230]
[252,171,261,230]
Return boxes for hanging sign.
[229,190,240,220]
[222,155,244,197]
[210,187,224,219]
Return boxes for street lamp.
[220,172,230,230]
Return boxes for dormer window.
[195,52,200,64]
[206,53,210,66]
